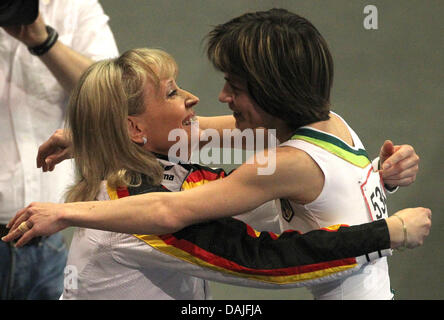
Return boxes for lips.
[182,113,197,126]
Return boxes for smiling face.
[128,76,199,155]
[219,73,294,140]
[218,73,295,142]
[218,73,270,130]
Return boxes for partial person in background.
[0,0,118,299]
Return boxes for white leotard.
[278,112,393,300]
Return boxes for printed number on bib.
[360,166,388,221]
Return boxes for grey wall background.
[67,0,443,299]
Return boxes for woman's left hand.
[379,140,419,188]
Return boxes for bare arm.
[2,13,94,92]
[197,115,236,134]
[65,148,289,234]
[11,148,307,236]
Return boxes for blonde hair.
[65,48,178,202]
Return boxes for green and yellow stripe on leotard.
[291,128,370,168]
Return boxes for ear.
[127,116,145,144]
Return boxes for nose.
[218,83,233,103]
[185,91,199,109]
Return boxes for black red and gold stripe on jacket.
[106,157,391,288]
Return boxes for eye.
[225,79,243,93]
[231,84,239,91]
[167,89,178,98]
[229,83,241,95]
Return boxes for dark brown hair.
[206,8,333,129]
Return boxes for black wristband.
[28,25,58,56]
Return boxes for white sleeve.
[71,0,119,60]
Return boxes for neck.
[275,126,295,143]
[278,111,334,142]
[269,117,296,143]
[304,112,333,132]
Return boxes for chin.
[234,119,243,129]
[235,120,252,131]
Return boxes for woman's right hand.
[387,207,432,249]
[1,202,70,247]
[37,129,73,171]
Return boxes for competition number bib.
[360,165,388,221]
